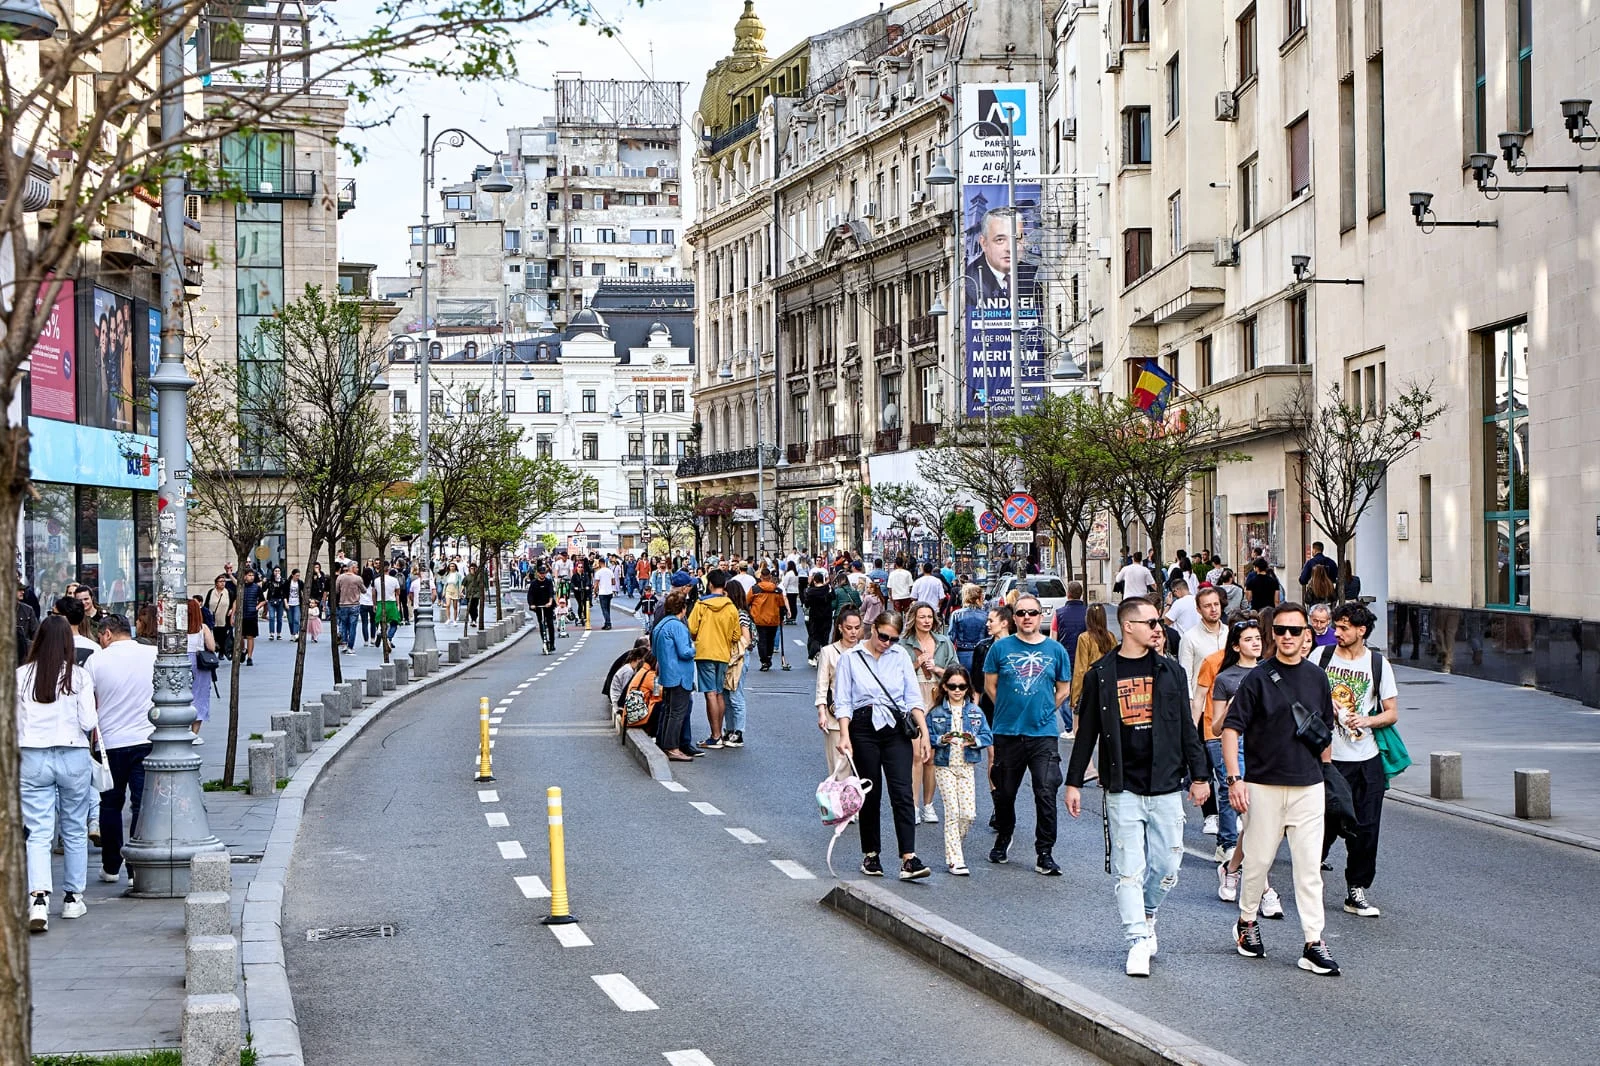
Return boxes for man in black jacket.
[1065,596,1209,978]
[527,564,556,653]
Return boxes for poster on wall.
[28,278,75,421]
[961,82,1044,418]
[1086,515,1110,561]
[146,306,161,436]
[89,287,136,431]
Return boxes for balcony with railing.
[873,324,901,356]
[709,115,760,155]
[909,421,939,447]
[675,444,781,478]
[786,441,809,464]
[873,427,903,453]
[337,178,357,217]
[191,166,319,200]
[906,314,939,347]
[813,433,861,461]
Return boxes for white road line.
[496,840,526,860]
[490,717,503,725]
[514,874,550,899]
[659,781,688,793]
[485,812,509,828]
[688,801,724,816]
[477,790,499,803]
[770,859,816,880]
[489,740,496,749]
[592,973,658,1012]
[725,827,765,844]
[664,1052,715,1066]
[489,728,499,736]
[548,923,593,948]
[1184,845,1219,864]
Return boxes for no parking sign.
[1003,493,1038,529]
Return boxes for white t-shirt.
[1116,563,1156,599]
[16,665,96,749]
[595,566,616,595]
[732,572,756,594]
[846,571,868,593]
[287,579,301,607]
[87,638,157,750]
[1165,594,1200,635]
[376,573,401,602]
[887,568,914,599]
[1318,647,1398,763]
[780,571,799,595]
[553,558,572,580]
[911,574,946,607]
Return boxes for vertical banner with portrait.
[145,305,161,436]
[28,278,76,421]
[87,287,136,431]
[961,83,1043,418]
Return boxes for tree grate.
[305,924,397,942]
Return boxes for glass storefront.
[24,483,156,613]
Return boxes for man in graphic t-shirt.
[983,594,1072,876]
[1065,597,1209,977]
[1315,601,1398,919]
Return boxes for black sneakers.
[988,834,1011,864]
[1299,941,1341,976]
[1344,887,1381,917]
[723,731,745,748]
[1234,918,1265,958]
[860,853,884,877]
[899,856,931,881]
[1034,851,1061,876]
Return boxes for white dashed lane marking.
[660,781,688,793]
[688,802,724,817]
[592,974,658,1012]
[489,728,499,736]
[496,841,526,860]
[477,790,499,803]
[664,1052,715,1066]
[514,875,550,899]
[485,812,509,828]
[548,923,593,948]
[725,827,765,844]
[770,859,816,880]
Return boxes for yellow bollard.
[540,786,578,925]
[474,696,495,782]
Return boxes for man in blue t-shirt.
[983,594,1073,875]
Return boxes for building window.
[464,389,480,414]
[1168,191,1183,255]
[652,432,670,464]
[597,228,616,243]
[1286,0,1306,39]
[536,433,552,459]
[430,390,444,413]
[572,261,584,277]
[635,389,649,413]
[1122,0,1149,43]
[1123,228,1153,284]
[1514,0,1532,132]
[502,391,516,413]
[581,389,596,413]
[1287,115,1311,197]
[591,263,605,276]
[662,229,675,245]
[1481,320,1530,609]
[536,389,551,413]
[581,478,599,509]
[1198,335,1214,387]
[1237,5,1258,84]
[629,483,645,509]
[671,389,685,412]
[1469,0,1487,153]
[1367,55,1386,215]
[570,227,582,243]
[443,193,472,211]
[627,432,644,459]
[581,433,599,461]
[1166,54,1181,124]
[1287,294,1308,365]
[1123,107,1152,165]
[1239,156,1259,229]
[1339,80,1357,231]
[1418,474,1433,583]
[1241,316,1258,371]
[392,392,408,414]
[571,194,584,209]
[654,389,668,413]
[504,229,521,252]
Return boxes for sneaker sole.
[1343,904,1381,917]
[861,868,884,877]
[61,906,86,920]
[899,869,931,881]
[1034,865,1061,876]
[1233,923,1265,959]
[1297,956,1340,976]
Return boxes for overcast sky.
[338,0,872,277]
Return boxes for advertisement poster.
[961,83,1044,418]
[91,287,136,431]
[147,306,161,437]
[28,278,75,421]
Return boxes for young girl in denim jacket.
[926,667,993,875]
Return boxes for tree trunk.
[287,536,323,714]
[1332,537,1352,607]
[327,541,343,684]
[0,441,33,1059]
[493,544,503,622]
[221,547,250,787]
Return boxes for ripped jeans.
[1105,789,1186,944]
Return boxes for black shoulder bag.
[854,649,922,741]
[1265,666,1332,753]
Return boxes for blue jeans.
[99,743,152,876]
[21,747,93,895]
[725,651,750,733]
[287,604,301,636]
[268,599,285,636]
[1105,790,1186,944]
[337,605,359,649]
[598,594,613,627]
[1206,738,1243,850]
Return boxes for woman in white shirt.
[17,615,98,933]
[832,610,933,882]
[188,597,217,743]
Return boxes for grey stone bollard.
[304,701,325,741]
[366,667,384,698]
[261,731,290,778]
[184,891,232,937]
[182,992,242,1066]
[1430,751,1463,800]
[411,650,429,677]
[425,649,440,673]
[286,711,312,754]
[190,852,232,895]
[448,640,462,663]
[268,712,295,746]
[394,657,409,685]
[473,629,486,651]
[1514,768,1551,819]
[340,679,363,712]
[321,691,344,726]
[185,934,238,995]
[247,745,277,796]
[381,662,396,690]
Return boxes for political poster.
[961,83,1044,418]
[28,278,75,421]
[90,287,136,431]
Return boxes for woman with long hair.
[721,580,756,747]
[18,615,98,933]
[780,560,801,620]
[1070,603,1119,710]
[926,667,993,874]
[861,580,887,627]
[1211,618,1283,919]
[814,607,865,772]
[901,602,958,825]
[188,597,216,743]
[947,583,989,672]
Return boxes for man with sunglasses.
[983,595,1072,875]
[1220,602,1342,977]
[1065,598,1208,976]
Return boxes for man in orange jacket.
[748,569,789,671]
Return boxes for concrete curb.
[244,612,535,1066]
[822,881,1247,1066]
[623,725,673,781]
[1387,787,1600,852]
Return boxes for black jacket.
[527,575,555,608]
[1066,650,1207,794]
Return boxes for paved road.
[284,620,1099,1065]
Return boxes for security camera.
[1408,191,1433,222]
[1290,254,1311,281]
[1468,152,1496,186]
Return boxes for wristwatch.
[1225,775,1244,785]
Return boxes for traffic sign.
[996,530,1034,543]
[819,505,837,525]
[1003,493,1038,529]
[818,523,836,544]
[572,523,586,534]
[978,510,998,533]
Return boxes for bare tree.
[867,482,923,556]
[760,496,796,558]
[1287,382,1446,602]
[1005,392,1111,580]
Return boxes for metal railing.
[873,324,900,355]
[786,441,809,464]
[909,421,939,447]
[709,116,759,155]
[675,444,780,477]
[906,314,939,347]
[873,427,903,453]
[813,433,860,461]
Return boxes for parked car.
[986,572,1070,614]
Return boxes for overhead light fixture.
[1408,190,1498,233]
[480,158,514,193]
[1498,130,1528,173]
[1289,251,1363,285]
[927,155,956,186]
[717,359,734,380]
[0,0,59,40]
[1561,98,1598,146]
[1050,351,1081,381]
[1470,146,1571,197]
[929,295,947,318]
[1290,254,1311,282]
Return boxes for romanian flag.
[1131,360,1177,420]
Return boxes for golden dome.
[733,0,766,56]
[698,1,770,136]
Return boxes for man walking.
[748,570,787,671]
[87,614,157,884]
[1315,602,1398,919]
[1115,551,1157,602]
[335,562,364,654]
[911,562,946,611]
[1178,585,1228,839]
[688,569,740,748]
[594,557,617,630]
[983,594,1072,875]
[1049,581,1088,654]
[887,556,914,614]
[1221,602,1342,976]
[1064,596,1209,976]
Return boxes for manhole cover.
[305,924,397,942]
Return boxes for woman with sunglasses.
[832,611,933,881]
[902,602,958,824]
[926,667,993,874]
[1209,620,1282,912]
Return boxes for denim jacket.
[926,700,993,766]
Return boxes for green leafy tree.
[462,451,584,623]
[1002,391,1114,580]
[944,509,979,553]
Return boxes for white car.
[987,573,1070,615]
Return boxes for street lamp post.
[413,115,512,653]
[123,0,225,895]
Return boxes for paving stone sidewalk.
[28,609,505,1056]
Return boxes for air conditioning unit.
[860,201,879,219]
[1215,91,1239,121]
[459,211,477,220]
[1094,237,1112,260]
[1213,236,1239,266]
[1106,48,1123,72]
[909,190,927,206]
[1063,117,1077,140]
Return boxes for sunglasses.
[1014,609,1041,618]
[1125,617,1163,629]
[945,683,969,691]
[1232,620,1261,631]
[875,631,899,642]
[1272,624,1307,637]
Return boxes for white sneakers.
[27,894,47,933]
[99,868,120,883]
[921,804,939,824]
[1125,937,1154,977]
[1260,886,1285,919]
[61,894,86,920]
[1217,863,1240,902]
[1203,814,1219,836]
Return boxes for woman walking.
[947,583,988,671]
[264,566,288,640]
[18,615,98,933]
[188,597,216,744]
[780,560,801,620]
[721,581,756,747]
[802,570,834,665]
[1070,603,1119,710]
[901,602,958,824]
[927,667,993,874]
[861,580,887,627]
[814,607,864,772]
[285,568,304,639]
[833,610,932,881]
[442,562,463,624]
